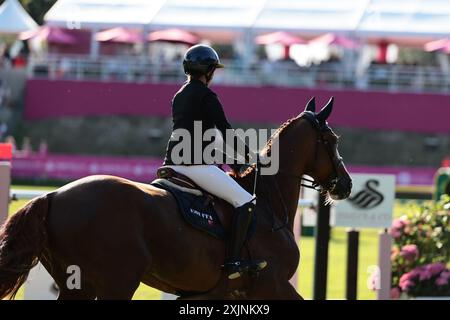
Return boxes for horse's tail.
[0,193,52,300]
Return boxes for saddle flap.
[151,179,227,239]
[152,166,257,241]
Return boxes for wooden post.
[346,229,359,300]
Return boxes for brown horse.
[0,97,352,300]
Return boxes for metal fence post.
[313,193,331,300]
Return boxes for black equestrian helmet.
[183,44,224,76]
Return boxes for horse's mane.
[237,115,300,179]
[264,116,300,156]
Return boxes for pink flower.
[390,287,401,299]
[436,275,448,287]
[441,270,450,280]
[400,244,419,261]
[399,280,414,292]
[400,272,412,283]
[399,273,416,291]
[390,218,410,238]
[419,269,432,281]
[390,229,402,239]
[425,263,446,276]
[409,267,422,278]
[392,218,406,229]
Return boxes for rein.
[251,112,342,232]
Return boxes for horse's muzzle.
[329,176,352,200]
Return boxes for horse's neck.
[270,174,301,233]
[234,119,312,232]
[260,120,311,233]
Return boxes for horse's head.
[300,97,352,200]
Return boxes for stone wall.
[20,116,449,167]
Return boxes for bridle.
[279,111,344,193]
[253,112,344,232]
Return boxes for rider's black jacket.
[163,79,250,166]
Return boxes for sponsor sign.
[335,174,395,229]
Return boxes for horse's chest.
[251,230,300,272]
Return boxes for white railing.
[359,64,450,93]
[10,189,47,200]
[27,55,450,93]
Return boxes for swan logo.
[334,174,395,229]
[348,179,384,209]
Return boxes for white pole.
[377,229,392,300]
[90,28,100,59]
[289,207,302,290]
[0,161,10,225]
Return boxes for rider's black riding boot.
[224,200,267,280]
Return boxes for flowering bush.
[390,195,450,298]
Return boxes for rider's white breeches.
[165,165,254,208]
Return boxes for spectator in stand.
[261,58,275,84]
[39,140,49,156]
[4,136,16,153]
[0,79,12,141]
[12,54,26,68]
[58,57,73,79]
[21,137,32,156]
[0,79,11,107]
[0,122,7,141]
[12,40,30,69]
[0,44,12,69]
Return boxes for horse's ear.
[316,96,334,123]
[304,96,316,113]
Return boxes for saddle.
[155,167,209,198]
[151,166,227,239]
[151,166,256,241]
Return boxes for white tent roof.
[0,0,38,33]
[44,0,450,39]
[357,0,450,37]
[45,0,166,28]
[253,0,367,33]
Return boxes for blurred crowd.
[0,78,11,142]
[0,41,30,70]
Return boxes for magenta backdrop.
[25,79,450,133]
[11,153,437,185]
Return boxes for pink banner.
[25,79,450,134]
[11,153,437,186]
[11,153,162,183]
[348,165,437,186]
